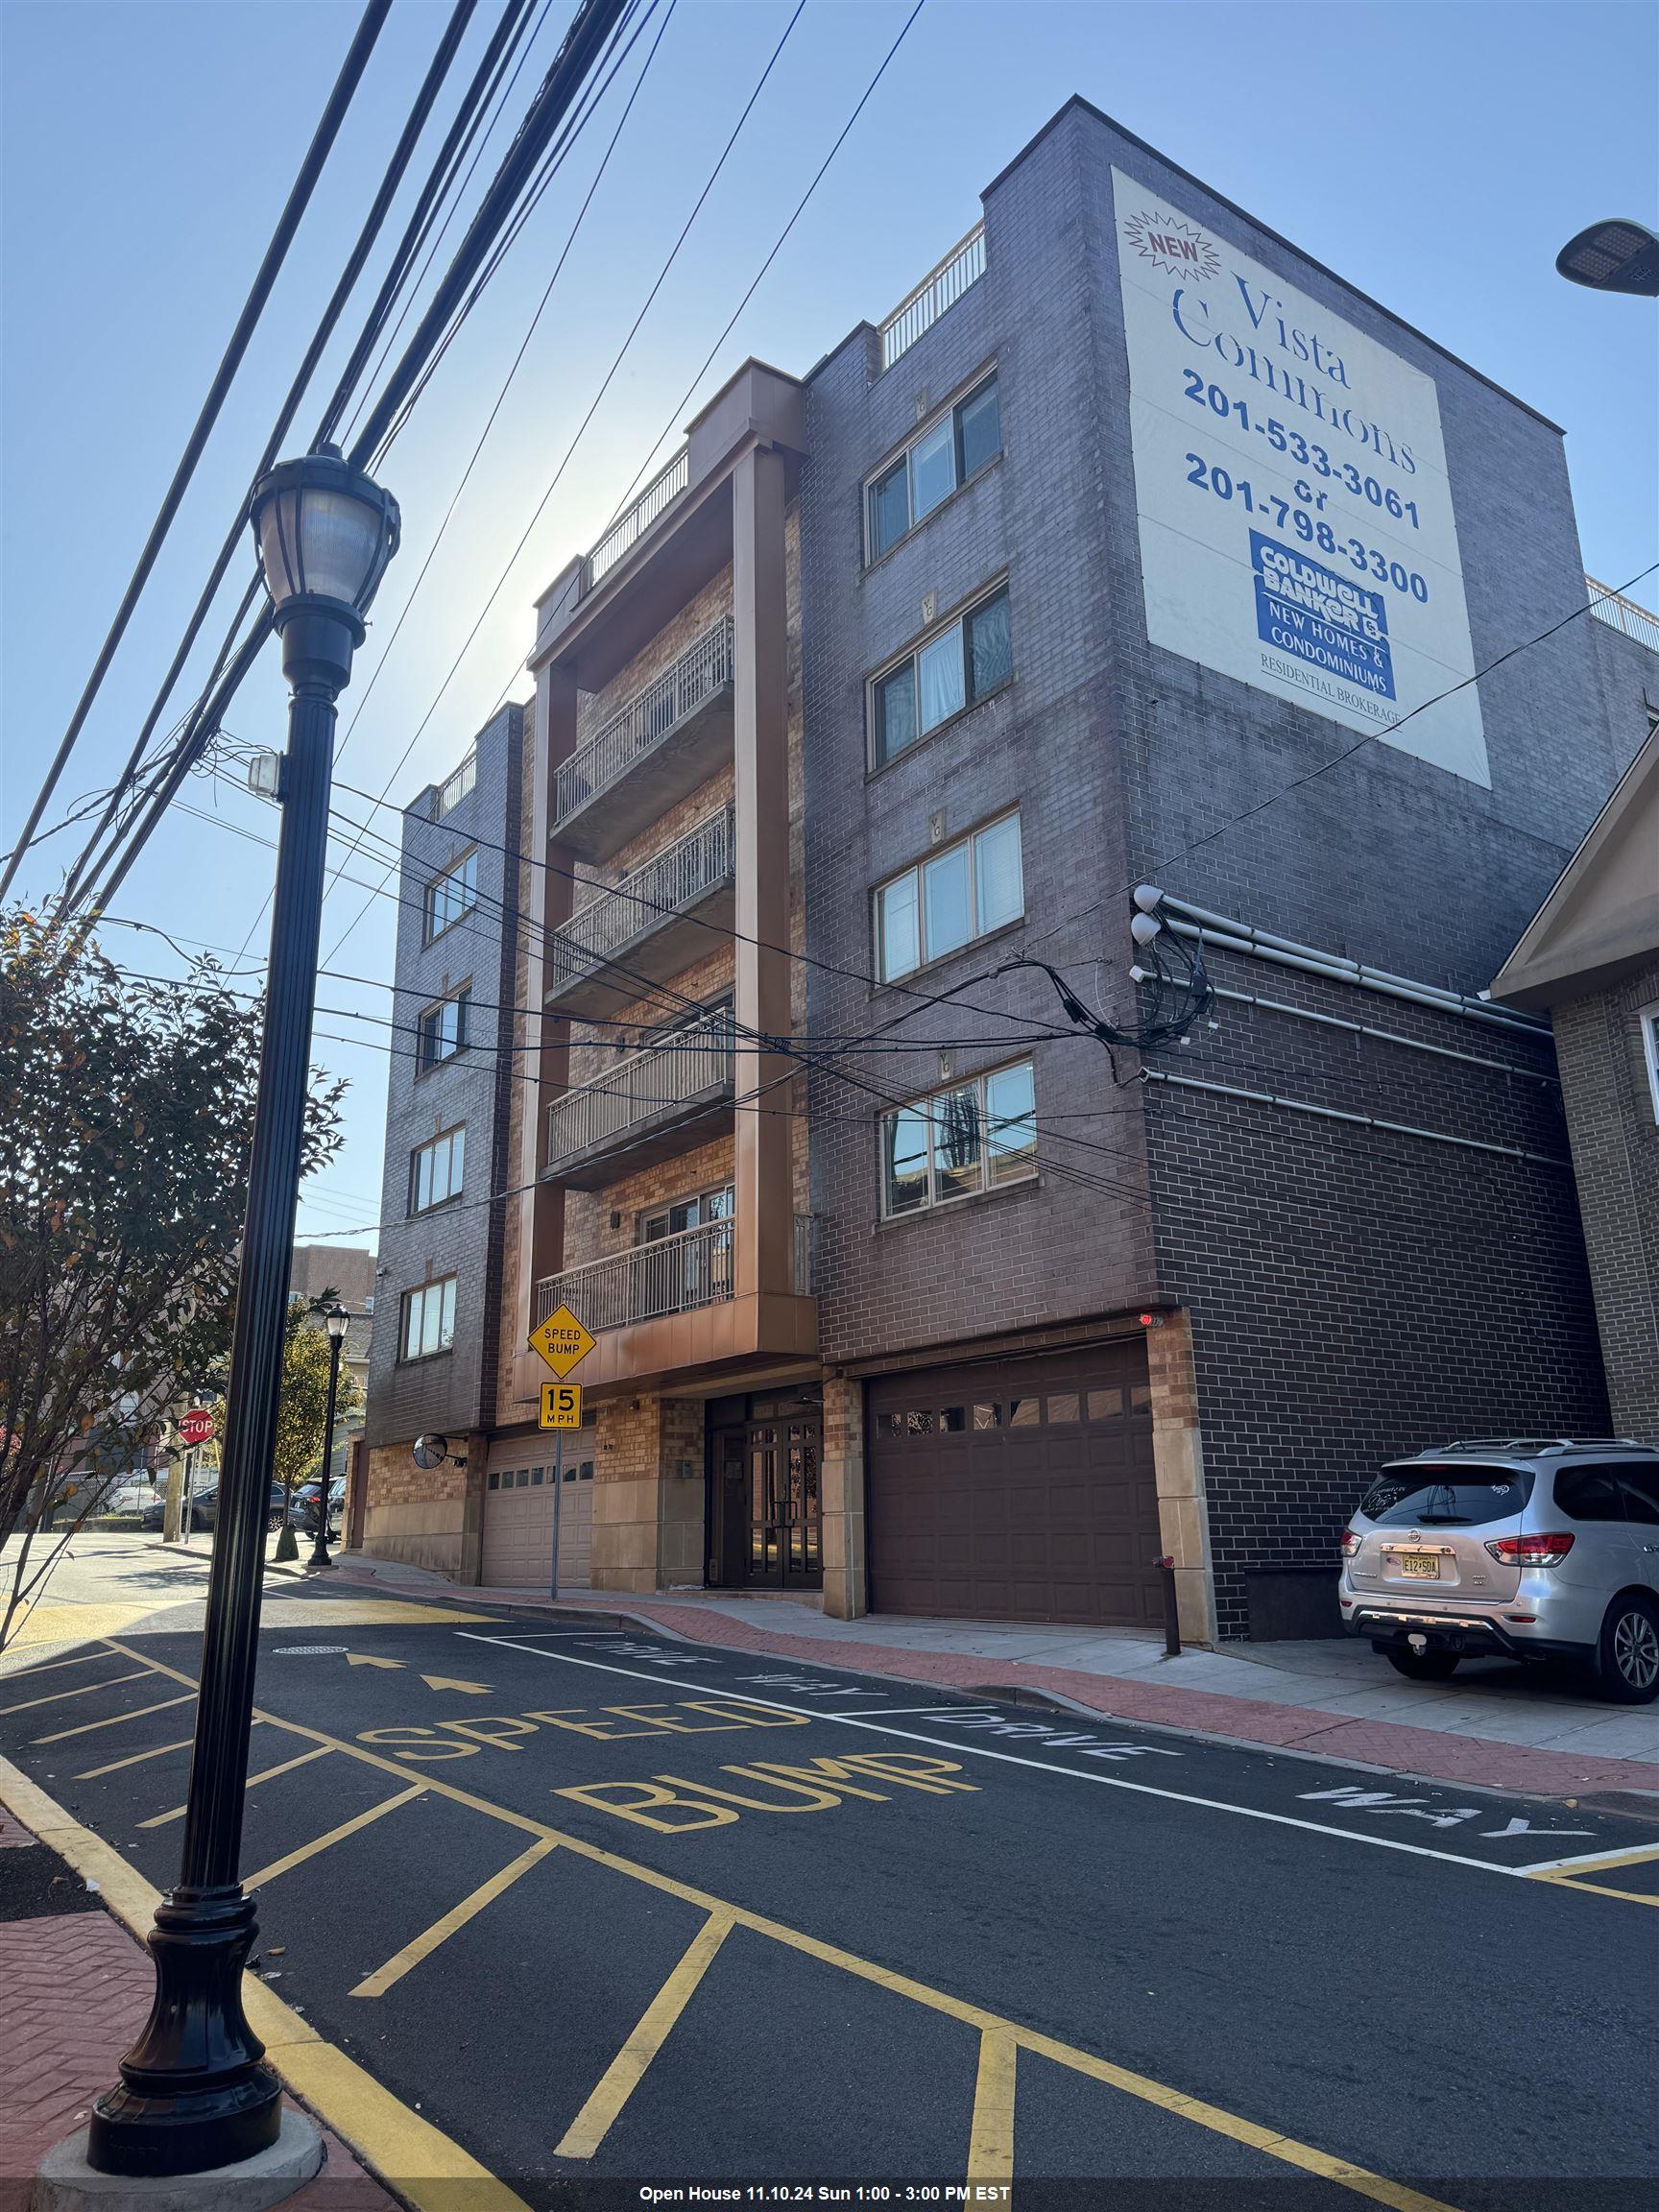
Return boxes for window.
[866,375,1001,560]
[424,849,477,942]
[876,812,1022,981]
[1642,1005,1659,1123]
[1617,1466,1659,1526]
[433,753,476,818]
[399,1276,456,1361]
[418,987,470,1070]
[1358,1468,1533,1526]
[1552,1466,1628,1523]
[879,1058,1036,1217]
[410,1125,466,1214]
[871,587,1012,766]
[638,1184,733,1242]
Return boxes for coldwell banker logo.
[1121,207,1220,281]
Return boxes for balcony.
[534,1214,815,1335]
[1587,575,1659,651]
[879,223,985,371]
[553,617,733,860]
[581,447,690,599]
[543,1007,735,1189]
[544,807,734,1019]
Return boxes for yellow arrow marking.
[420,1675,493,1695]
[346,1654,406,1671]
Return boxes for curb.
[0,1756,530,2212]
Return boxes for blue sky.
[4,0,1656,1252]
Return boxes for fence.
[879,224,986,372]
[545,1008,735,1170]
[554,617,733,827]
[581,447,690,595]
[545,807,734,995]
[1586,576,1659,653]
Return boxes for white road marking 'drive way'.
[451,1632,1598,1884]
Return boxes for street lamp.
[308,1303,350,1571]
[87,449,397,2182]
[1556,218,1659,297]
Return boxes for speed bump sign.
[528,1302,594,1378]
[540,1382,582,1431]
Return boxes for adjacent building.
[362,100,1647,1639]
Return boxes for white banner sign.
[1113,169,1488,787]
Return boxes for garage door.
[482,1432,592,1590]
[867,1344,1161,1625]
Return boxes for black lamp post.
[87,449,397,2179]
[308,1303,349,1571]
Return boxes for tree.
[0,910,345,1646]
[258,1299,363,1561]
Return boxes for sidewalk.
[0,1812,394,2212]
[326,1552,1659,1801]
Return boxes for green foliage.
[0,909,345,1639]
[264,1300,364,1501]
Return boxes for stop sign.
[179,1408,215,1448]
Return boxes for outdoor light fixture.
[308,1303,350,1573]
[87,448,398,2182]
[1555,219,1659,297]
[325,1300,350,1346]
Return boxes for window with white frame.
[409,1125,466,1214]
[424,849,477,941]
[880,1059,1037,1218]
[418,986,470,1070]
[1642,1003,1659,1123]
[866,375,1001,562]
[870,585,1012,767]
[875,812,1022,982]
[433,754,476,818]
[399,1276,456,1360]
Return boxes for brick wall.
[1552,956,1659,1443]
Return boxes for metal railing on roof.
[546,806,734,994]
[879,223,986,372]
[544,1006,735,1172]
[581,446,690,597]
[554,616,733,827]
[1586,576,1659,653]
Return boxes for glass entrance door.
[709,1409,821,1590]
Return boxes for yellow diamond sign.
[529,1303,594,1378]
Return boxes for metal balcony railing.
[1586,576,1659,652]
[534,1211,818,1336]
[536,1217,734,1334]
[581,447,690,596]
[544,1008,735,1173]
[879,223,986,372]
[554,617,733,829]
[546,807,734,998]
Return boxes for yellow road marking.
[351,1838,559,1999]
[968,2030,1017,2186]
[1526,1871,1659,1909]
[75,1722,265,1780]
[138,1743,332,1830]
[243,1782,425,1890]
[261,1599,498,1627]
[7,1600,161,1649]
[0,1756,530,2212]
[0,1667,151,1715]
[1522,1843,1659,1879]
[556,1911,733,2160]
[33,1692,194,1743]
[99,1641,1464,2211]
[0,1646,118,1679]
[421,1674,493,1695]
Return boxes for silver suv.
[1339,1439,1659,1703]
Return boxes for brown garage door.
[483,1435,592,1590]
[867,1344,1161,1625]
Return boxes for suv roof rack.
[1407,1437,1653,1455]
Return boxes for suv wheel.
[1384,1649,1460,1682]
[1598,1594,1659,1704]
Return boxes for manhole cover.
[272,1645,348,1656]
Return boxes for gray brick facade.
[363,705,523,1453]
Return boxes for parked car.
[139,1483,285,1534]
[1340,1439,1659,1702]
[293,1479,346,1534]
[106,1477,156,1516]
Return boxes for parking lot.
[3,1591,1657,2209]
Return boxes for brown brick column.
[820,1375,867,1619]
[732,445,792,1304]
[1146,1311,1217,1646]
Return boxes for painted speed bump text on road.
[528,1304,593,1378]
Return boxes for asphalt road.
[2,1588,1656,2211]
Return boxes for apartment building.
[360,704,524,1573]
[364,99,1643,1639]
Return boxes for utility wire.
[0,0,395,902]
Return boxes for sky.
[3,0,1656,1256]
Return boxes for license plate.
[1397,1551,1440,1578]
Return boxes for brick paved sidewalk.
[0,1821,393,2212]
[324,1554,1659,1800]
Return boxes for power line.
[1,0,395,902]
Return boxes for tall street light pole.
[87,449,397,2180]
[308,1302,350,1571]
